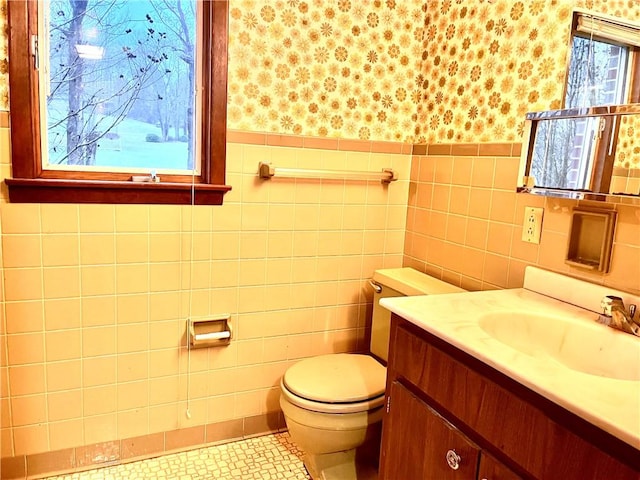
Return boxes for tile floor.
[45,433,311,480]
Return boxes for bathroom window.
[564,11,639,108]
[6,0,230,205]
[538,11,640,191]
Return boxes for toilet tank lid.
[283,354,386,404]
[372,268,465,296]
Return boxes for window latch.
[31,35,39,70]
[131,170,161,183]
[596,116,606,140]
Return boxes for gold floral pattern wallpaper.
[1,0,639,144]
[227,0,426,142]
[413,0,640,143]
[226,0,638,143]
[616,114,640,170]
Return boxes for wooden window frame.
[6,0,231,205]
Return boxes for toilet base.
[280,389,382,480]
[301,428,380,480]
[303,449,378,480]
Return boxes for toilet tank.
[370,268,465,362]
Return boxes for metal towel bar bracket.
[258,162,397,184]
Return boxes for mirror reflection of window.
[528,11,640,194]
[532,117,601,190]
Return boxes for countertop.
[380,288,640,450]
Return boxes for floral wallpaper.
[227,0,426,142]
[226,0,639,143]
[414,0,640,143]
[616,113,640,170]
[1,0,639,141]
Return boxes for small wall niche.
[565,207,617,273]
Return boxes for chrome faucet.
[599,296,640,336]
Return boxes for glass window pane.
[42,0,197,173]
[565,36,629,108]
[531,117,601,191]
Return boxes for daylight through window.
[7,0,229,204]
[565,11,639,108]
[565,36,630,108]
[533,11,640,192]
[41,0,200,174]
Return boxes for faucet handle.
[601,295,624,316]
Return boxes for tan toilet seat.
[282,354,386,414]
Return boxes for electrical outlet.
[522,207,543,244]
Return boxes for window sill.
[5,178,232,205]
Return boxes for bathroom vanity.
[378,269,640,480]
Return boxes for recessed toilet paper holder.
[188,315,232,348]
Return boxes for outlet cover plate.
[522,206,543,244]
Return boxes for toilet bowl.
[280,353,385,480]
[280,268,465,480]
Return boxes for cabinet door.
[390,322,640,480]
[478,453,522,480]
[380,381,480,480]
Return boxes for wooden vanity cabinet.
[379,315,639,480]
[381,379,518,480]
[381,380,480,479]
[477,453,523,480]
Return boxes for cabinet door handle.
[446,449,461,470]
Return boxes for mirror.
[518,104,640,205]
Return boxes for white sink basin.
[479,312,640,381]
[380,267,640,448]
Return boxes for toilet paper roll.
[194,331,231,341]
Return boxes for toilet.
[280,268,465,480]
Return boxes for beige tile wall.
[611,168,640,196]
[1,113,9,463]
[0,126,411,457]
[404,144,640,295]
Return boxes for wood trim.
[6,0,230,205]
[7,0,41,179]
[594,115,620,193]
[560,11,580,108]
[630,51,640,103]
[201,0,229,186]
[212,0,229,184]
[5,178,231,205]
